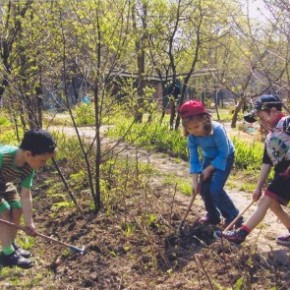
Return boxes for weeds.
[73,103,95,126]
[163,175,192,196]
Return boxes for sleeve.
[211,126,231,171]
[0,154,3,169]
[188,136,202,174]
[20,171,35,189]
[262,146,273,165]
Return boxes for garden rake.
[178,175,202,233]
[0,218,85,254]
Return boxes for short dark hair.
[20,129,56,155]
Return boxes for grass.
[163,174,192,196]
[227,170,261,192]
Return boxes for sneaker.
[223,216,244,230]
[199,216,221,226]
[276,233,290,246]
[0,251,33,269]
[213,229,247,244]
[13,242,31,258]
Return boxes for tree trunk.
[231,95,245,128]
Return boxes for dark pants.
[200,153,239,223]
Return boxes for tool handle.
[178,175,203,231]
[0,218,84,253]
[0,218,69,246]
[0,218,26,231]
[223,200,255,232]
[178,192,198,230]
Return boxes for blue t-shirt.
[187,121,235,173]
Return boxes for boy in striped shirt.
[0,129,56,268]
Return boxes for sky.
[241,0,272,20]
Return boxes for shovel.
[178,176,202,233]
[0,218,85,254]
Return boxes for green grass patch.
[163,174,192,196]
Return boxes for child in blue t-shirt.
[179,100,241,227]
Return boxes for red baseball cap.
[179,100,209,119]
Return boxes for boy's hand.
[252,189,262,201]
[25,223,37,236]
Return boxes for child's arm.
[253,163,272,201]
[202,164,215,181]
[188,137,202,174]
[211,125,231,171]
[20,187,36,235]
[191,173,199,193]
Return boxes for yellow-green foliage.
[232,136,263,170]
[234,276,248,290]
[51,200,75,212]
[163,175,192,196]
[70,170,86,190]
[0,129,24,146]
[120,221,136,238]
[73,103,95,126]
[0,111,11,126]
[52,132,86,168]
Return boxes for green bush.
[74,103,95,126]
[0,114,11,126]
[233,136,263,170]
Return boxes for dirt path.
[51,125,290,260]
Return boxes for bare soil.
[1,124,289,290]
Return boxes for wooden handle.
[223,201,255,232]
[178,175,203,231]
[0,218,84,252]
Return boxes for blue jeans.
[200,153,239,223]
